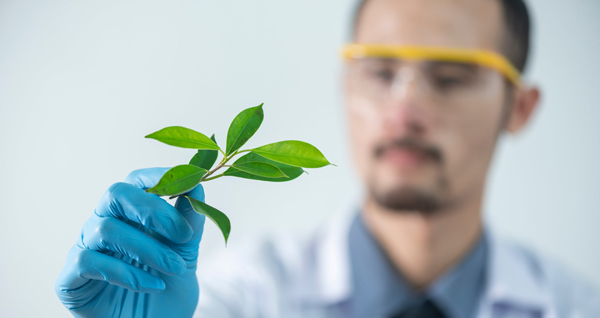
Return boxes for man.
[55,0,600,317]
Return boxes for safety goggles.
[341,44,521,105]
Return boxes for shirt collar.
[347,210,488,318]
[347,211,418,317]
[428,231,488,318]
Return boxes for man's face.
[346,0,509,213]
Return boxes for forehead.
[355,0,504,52]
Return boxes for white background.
[0,0,599,317]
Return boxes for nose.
[384,67,431,136]
[391,66,417,101]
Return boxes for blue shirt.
[348,212,487,318]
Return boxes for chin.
[368,170,449,214]
[371,185,444,214]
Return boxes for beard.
[369,138,448,215]
[369,180,447,214]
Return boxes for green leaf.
[185,196,231,245]
[231,161,288,178]
[146,126,220,150]
[226,104,264,155]
[224,152,304,182]
[189,134,218,170]
[146,164,207,196]
[251,140,332,168]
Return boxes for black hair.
[351,0,532,72]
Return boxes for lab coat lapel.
[313,202,356,304]
[476,229,556,318]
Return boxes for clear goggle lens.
[342,44,521,104]
[347,58,498,102]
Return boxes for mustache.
[374,138,443,163]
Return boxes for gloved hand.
[55,168,206,318]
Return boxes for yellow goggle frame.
[342,44,521,87]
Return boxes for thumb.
[171,185,206,266]
[174,184,206,241]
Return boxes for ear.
[506,85,541,134]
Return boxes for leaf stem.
[203,173,224,182]
[202,153,230,181]
[201,149,251,182]
[202,162,224,181]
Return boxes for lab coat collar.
[313,206,554,316]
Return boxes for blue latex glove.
[55,168,206,318]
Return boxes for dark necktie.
[388,299,447,318]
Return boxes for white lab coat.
[194,204,600,318]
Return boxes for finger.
[81,214,186,275]
[56,246,165,295]
[174,184,206,236]
[126,167,207,248]
[124,167,170,190]
[77,250,164,292]
[171,186,207,262]
[95,182,193,243]
[125,168,205,207]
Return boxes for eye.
[374,69,395,82]
[427,63,478,91]
[433,75,466,89]
[357,59,399,85]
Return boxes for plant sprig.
[144,103,333,245]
